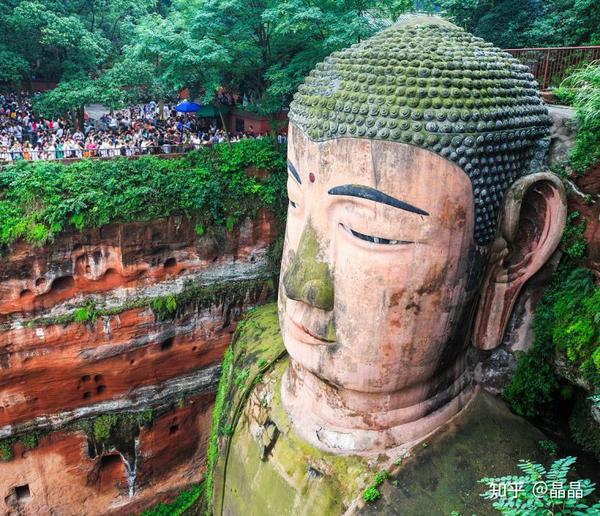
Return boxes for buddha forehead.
[288,18,551,245]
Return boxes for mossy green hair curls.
[289,17,551,245]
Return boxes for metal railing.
[504,46,600,90]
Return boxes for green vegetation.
[362,470,390,504]
[28,277,272,328]
[538,439,558,456]
[204,345,234,513]
[0,139,286,248]
[558,62,600,172]
[4,1,597,118]
[362,485,381,503]
[73,301,99,324]
[479,456,600,514]
[76,410,153,446]
[504,266,599,418]
[569,394,600,458]
[140,484,203,516]
[0,433,40,461]
[19,432,39,450]
[0,438,14,461]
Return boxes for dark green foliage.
[204,345,234,513]
[561,63,600,173]
[538,439,558,456]
[473,0,542,49]
[569,391,600,458]
[0,438,14,461]
[19,432,39,450]
[0,433,40,461]
[0,139,286,248]
[140,484,203,516]
[561,212,588,260]
[76,410,154,446]
[505,266,599,417]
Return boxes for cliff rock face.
[0,210,278,514]
[567,163,600,275]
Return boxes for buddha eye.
[339,223,411,245]
[289,199,299,209]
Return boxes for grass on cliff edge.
[0,138,287,247]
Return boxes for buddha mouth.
[286,315,335,345]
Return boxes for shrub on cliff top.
[0,139,287,247]
[561,62,600,172]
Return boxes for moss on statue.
[282,224,334,311]
[205,304,574,516]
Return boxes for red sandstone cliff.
[0,210,278,515]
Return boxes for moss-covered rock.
[208,303,560,516]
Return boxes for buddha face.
[279,124,485,396]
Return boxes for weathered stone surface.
[0,393,213,515]
[0,210,277,321]
[213,305,564,516]
[0,212,279,513]
[567,163,600,275]
[546,105,577,166]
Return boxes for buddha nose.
[283,224,334,311]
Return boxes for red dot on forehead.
[309,172,316,183]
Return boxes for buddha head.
[278,17,567,454]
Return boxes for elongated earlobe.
[473,172,567,350]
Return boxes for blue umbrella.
[176,101,201,113]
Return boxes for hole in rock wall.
[35,277,46,287]
[82,375,91,382]
[96,385,107,395]
[83,391,92,399]
[164,257,177,269]
[92,251,103,265]
[94,374,103,383]
[104,268,119,279]
[169,424,179,435]
[19,289,32,298]
[14,485,31,502]
[51,276,74,292]
[0,351,10,369]
[160,337,174,351]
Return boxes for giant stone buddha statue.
[212,15,567,515]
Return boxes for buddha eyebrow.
[328,184,429,216]
[287,161,302,184]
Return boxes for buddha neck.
[281,357,475,455]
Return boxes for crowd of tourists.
[0,92,285,162]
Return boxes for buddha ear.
[473,172,567,351]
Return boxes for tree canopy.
[1,0,598,117]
